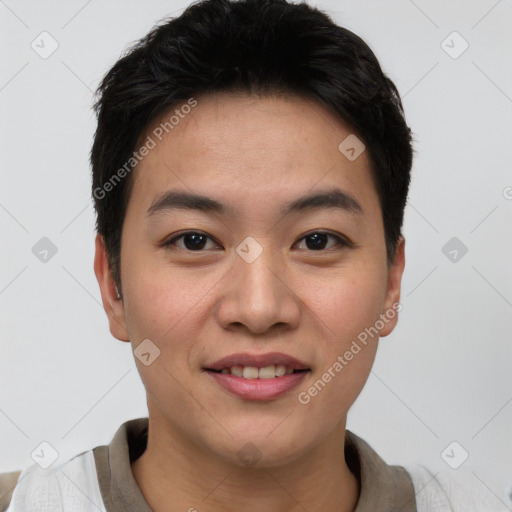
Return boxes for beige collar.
[93,417,416,512]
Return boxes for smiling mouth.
[205,365,310,379]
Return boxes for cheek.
[121,265,204,402]
[121,248,208,342]
[307,268,387,348]
[295,276,384,431]
[301,264,386,399]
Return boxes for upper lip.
[204,352,310,371]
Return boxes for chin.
[205,425,319,469]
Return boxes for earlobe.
[93,234,130,342]
[379,236,406,338]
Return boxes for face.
[95,91,405,467]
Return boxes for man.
[1,0,505,510]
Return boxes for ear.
[379,236,406,338]
[93,233,130,342]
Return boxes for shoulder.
[1,449,105,512]
[0,470,22,512]
[405,464,511,512]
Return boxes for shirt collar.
[93,417,416,512]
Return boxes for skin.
[94,91,406,512]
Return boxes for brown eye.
[162,230,351,252]
[295,232,350,251]
[164,231,220,251]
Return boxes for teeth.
[231,365,243,377]
[217,364,300,378]
[259,365,275,379]
[275,364,286,377]
[242,366,259,379]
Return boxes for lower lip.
[206,371,309,400]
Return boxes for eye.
[294,231,350,251]
[163,230,351,252]
[163,231,220,251]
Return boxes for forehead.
[128,92,378,219]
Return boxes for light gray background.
[1,0,511,507]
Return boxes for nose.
[215,240,301,336]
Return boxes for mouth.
[203,352,311,400]
[203,351,310,376]
[206,365,309,379]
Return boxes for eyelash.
[162,230,352,252]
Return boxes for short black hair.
[91,0,413,291]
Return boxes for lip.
[204,352,310,371]
[203,351,311,401]
[206,370,309,400]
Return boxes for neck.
[131,414,359,512]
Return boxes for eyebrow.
[146,188,363,218]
